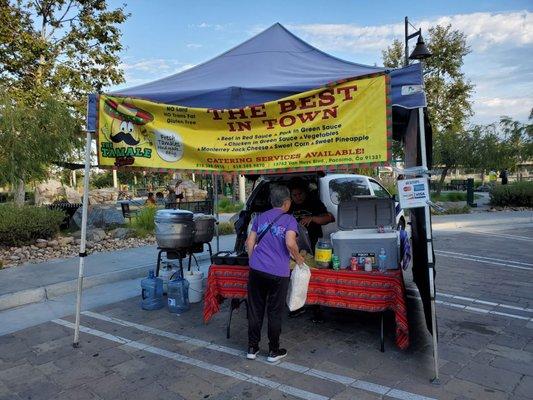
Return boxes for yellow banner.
[97,74,390,172]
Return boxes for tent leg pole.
[418,107,439,383]
[428,264,439,383]
[213,175,219,253]
[73,130,92,348]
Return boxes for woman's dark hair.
[288,177,308,192]
[270,185,290,207]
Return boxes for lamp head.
[409,34,432,60]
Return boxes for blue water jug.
[167,269,190,313]
[141,270,165,310]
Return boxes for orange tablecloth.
[203,265,409,349]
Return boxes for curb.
[0,252,212,312]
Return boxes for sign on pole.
[397,177,430,209]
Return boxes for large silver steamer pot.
[193,214,216,244]
[155,209,195,248]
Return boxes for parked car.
[233,172,405,254]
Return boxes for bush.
[130,206,157,237]
[218,197,244,213]
[431,192,481,202]
[0,204,65,246]
[490,182,533,207]
[218,221,235,235]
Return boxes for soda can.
[332,255,340,270]
[350,256,358,271]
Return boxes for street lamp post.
[404,17,432,67]
[404,16,438,384]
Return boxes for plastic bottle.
[167,269,190,313]
[378,248,387,272]
[141,270,165,310]
[315,240,333,268]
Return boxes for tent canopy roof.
[111,23,424,110]
[87,23,425,132]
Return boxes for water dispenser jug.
[141,270,165,310]
[167,269,190,313]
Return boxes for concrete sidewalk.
[432,210,533,230]
[0,234,237,311]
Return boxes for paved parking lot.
[0,221,532,399]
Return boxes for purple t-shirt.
[249,208,298,277]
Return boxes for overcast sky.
[108,0,532,126]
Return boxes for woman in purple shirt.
[245,185,304,362]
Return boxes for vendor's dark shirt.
[289,198,328,249]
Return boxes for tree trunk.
[436,166,449,196]
[14,179,25,205]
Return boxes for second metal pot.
[193,214,216,244]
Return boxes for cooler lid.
[337,197,395,230]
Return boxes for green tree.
[0,0,128,201]
[383,25,474,194]
[0,0,128,106]
[465,113,532,177]
[464,124,507,174]
[0,91,81,203]
[499,114,533,171]
[381,39,404,69]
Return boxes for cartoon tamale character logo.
[103,98,154,146]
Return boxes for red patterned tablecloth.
[203,265,409,349]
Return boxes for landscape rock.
[34,180,63,205]
[47,240,59,248]
[1,232,156,269]
[34,179,81,205]
[65,186,82,203]
[35,239,48,249]
[59,236,74,246]
[108,227,130,239]
[87,228,106,242]
[88,188,118,205]
[72,204,125,229]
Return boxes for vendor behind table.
[288,177,335,250]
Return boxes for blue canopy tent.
[87,23,426,132]
[80,23,439,381]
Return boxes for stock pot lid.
[156,209,193,221]
[193,213,216,221]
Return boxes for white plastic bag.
[286,263,311,311]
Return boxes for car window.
[329,177,371,204]
[369,180,391,198]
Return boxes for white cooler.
[331,197,400,269]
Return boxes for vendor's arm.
[245,231,257,258]
[300,213,333,227]
[286,231,304,265]
[300,201,335,227]
[245,214,260,257]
